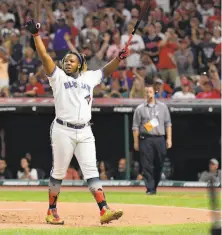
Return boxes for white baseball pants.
[50,121,99,180]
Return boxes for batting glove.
[117,48,129,61]
[25,19,40,36]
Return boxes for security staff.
[132,84,172,195]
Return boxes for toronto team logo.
[85,95,91,105]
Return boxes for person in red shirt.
[196,81,221,99]
[206,5,222,31]
[157,28,179,88]
[25,74,45,97]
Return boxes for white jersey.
[48,66,103,124]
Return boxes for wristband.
[32,32,39,37]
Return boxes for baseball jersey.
[47,66,103,124]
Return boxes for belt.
[56,118,89,129]
[140,134,164,139]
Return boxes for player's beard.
[64,70,79,78]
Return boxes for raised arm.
[102,49,129,78]
[25,19,55,76]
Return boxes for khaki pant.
[159,69,179,87]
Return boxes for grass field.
[1,223,212,235]
[0,191,212,208]
[0,190,219,235]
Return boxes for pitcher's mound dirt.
[0,202,211,229]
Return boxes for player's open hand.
[118,48,129,61]
[25,19,40,35]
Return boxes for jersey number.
[85,95,91,105]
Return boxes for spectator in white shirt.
[121,22,145,68]
[172,79,196,99]
[211,26,222,44]
[17,158,38,180]
[116,0,132,24]
[155,22,166,40]
[72,0,88,30]
[0,2,15,23]
[197,1,214,25]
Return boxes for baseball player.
[25,19,129,225]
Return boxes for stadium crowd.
[0,0,221,99]
[0,154,221,183]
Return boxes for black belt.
[140,134,164,139]
[56,118,89,129]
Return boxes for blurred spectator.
[198,31,217,69]
[129,76,145,98]
[0,157,13,179]
[0,2,15,23]
[98,161,110,180]
[0,86,11,97]
[86,33,110,70]
[195,71,210,94]
[64,164,80,180]
[113,158,126,180]
[5,32,23,85]
[106,31,122,60]
[80,16,99,49]
[1,19,20,40]
[208,64,221,90]
[17,157,38,180]
[197,0,214,25]
[111,65,130,94]
[206,5,221,31]
[143,23,162,65]
[174,39,194,76]
[10,70,28,97]
[196,80,221,98]
[35,66,52,96]
[71,0,88,30]
[24,74,45,97]
[0,46,9,90]
[153,78,169,99]
[172,79,196,99]
[51,17,71,60]
[211,26,222,44]
[140,52,157,79]
[199,158,221,184]
[155,21,166,40]
[157,28,179,88]
[121,22,145,68]
[21,47,41,75]
[106,78,124,98]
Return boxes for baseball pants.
[50,121,99,180]
[139,135,166,192]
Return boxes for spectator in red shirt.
[196,81,221,99]
[206,5,221,31]
[25,74,45,97]
[157,28,179,88]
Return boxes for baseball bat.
[125,0,152,50]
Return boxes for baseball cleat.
[45,208,64,225]
[100,208,123,225]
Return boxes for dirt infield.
[0,202,212,229]
[0,187,214,229]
